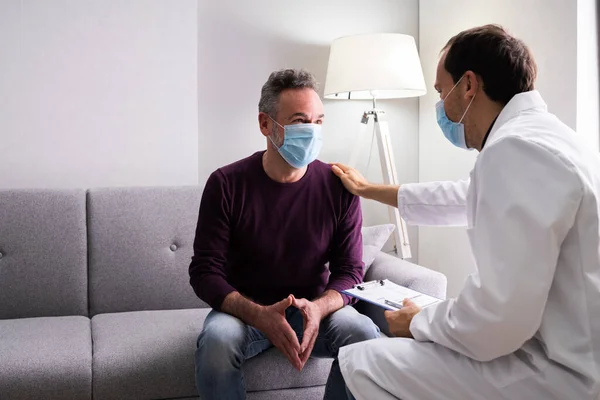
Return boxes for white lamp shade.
[324,33,427,100]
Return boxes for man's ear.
[258,112,271,137]
[464,71,479,98]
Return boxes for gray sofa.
[0,186,447,400]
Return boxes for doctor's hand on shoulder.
[330,163,400,208]
[384,299,422,338]
[330,163,369,196]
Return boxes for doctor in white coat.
[331,24,600,400]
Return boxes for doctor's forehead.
[435,52,452,87]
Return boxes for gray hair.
[258,69,318,117]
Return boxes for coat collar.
[486,90,547,143]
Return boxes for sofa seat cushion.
[91,308,332,399]
[91,309,206,400]
[169,386,326,400]
[243,348,331,392]
[0,316,92,400]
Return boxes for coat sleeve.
[409,137,583,362]
[398,179,470,227]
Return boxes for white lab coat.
[339,91,600,400]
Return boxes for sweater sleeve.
[326,192,364,305]
[189,170,237,310]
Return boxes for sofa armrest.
[354,251,447,336]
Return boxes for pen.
[356,280,385,291]
[384,299,404,309]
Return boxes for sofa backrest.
[0,189,89,319]
[87,186,208,316]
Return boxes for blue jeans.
[195,305,379,400]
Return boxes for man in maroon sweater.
[189,69,379,399]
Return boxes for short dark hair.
[258,69,318,117]
[443,24,537,105]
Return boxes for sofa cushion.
[91,309,205,400]
[87,186,207,316]
[0,316,92,399]
[91,308,332,399]
[243,347,331,392]
[247,386,325,400]
[166,388,326,400]
[361,224,395,275]
[0,189,88,319]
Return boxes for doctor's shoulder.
[476,133,583,191]
[482,109,578,159]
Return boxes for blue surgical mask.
[269,117,323,169]
[435,75,475,150]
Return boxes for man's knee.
[347,313,380,343]
[196,311,248,371]
[327,306,380,346]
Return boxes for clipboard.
[342,279,442,311]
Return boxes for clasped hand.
[254,295,321,371]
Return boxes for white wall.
[418,0,578,296]
[0,0,198,189]
[198,0,421,257]
[577,0,600,151]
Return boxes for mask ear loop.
[458,92,476,124]
[268,132,281,151]
[267,115,284,149]
[443,74,465,101]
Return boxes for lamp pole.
[360,98,412,259]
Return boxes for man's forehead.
[279,89,323,109]
[280,88,319,101]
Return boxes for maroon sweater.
[189,151,364,310]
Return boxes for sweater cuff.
[211,286,237,311]
[326,280,357,306]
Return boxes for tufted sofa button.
[0,251,3,259]
[169,244,177,252]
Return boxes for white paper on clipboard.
[342,279,442,311]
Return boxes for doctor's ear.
[463,71,479,97]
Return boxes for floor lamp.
[324,33,427,259]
